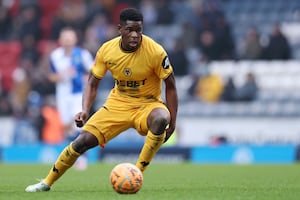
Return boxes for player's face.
[59,30,77,49]
[119,20,143,52]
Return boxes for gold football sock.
[136,131,165,172]
[44,143,80,186]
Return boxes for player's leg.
[25,131,98,192]
[56,93,72,138]
[71,94,88,170]
[136,107,170,172]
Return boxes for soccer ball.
[110,162,143,194]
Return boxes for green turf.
[0,162,300,200]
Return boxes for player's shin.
[136,131,165,172]
[44,142,80,186]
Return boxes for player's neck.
[119,38,142,53]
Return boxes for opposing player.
[48,27,94,140]
[25,7,178,192]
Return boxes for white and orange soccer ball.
[110,162,143,194]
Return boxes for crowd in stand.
[0,0,293,144]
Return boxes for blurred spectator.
[93,0,131,25]
[0,92,13,116]
[82,25,102,57]
[214,12,235,60]
[27,91,44,141]
[170,0,194,25]
[84,0,106,23]
[192,0,224,33]
[17,5,41,41]
[221,72,258,102]
[20,34,40,64]
[0,41,22,93]
[51,0,88,41]
[13,112,39,144]
[0,6,13,40]
[11,65,31,115]
[23,55,56,98]
[221,76,236,102]
[180,21,197,49]
[194,0,235,61]
[30,39,57,98]
[48,27,93,140]
[194,72,224,103]
[40,95,64,144]
[235,72,258,102]
[240,26,263,60]
[262,23,292,60]
[169,38,189,76]
[140,0,157,28]
[13,91,42,144]
[155,0,175,25]
[82,13,117,56]
[198,30,220,61]
[187,74,200,98]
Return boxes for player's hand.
[164,125,175,143]
[60,67,76,82]
[74,111,88,127]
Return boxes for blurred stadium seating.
[178,60,300,117]
[172,0,300,118]
[1,0,300,147]
[224,0,300,58]
[0,41,22,92]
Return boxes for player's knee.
[148,108,170,135]
[72,131,98,154]
[149,116,169,135]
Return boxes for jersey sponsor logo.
[123,68,132,76]
[115,79,147,88]
[162,56,170,69]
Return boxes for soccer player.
[48,27,94,141]
[25,7,178,192]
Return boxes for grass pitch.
[0,162,300,200]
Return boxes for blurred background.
[1,0,300,164]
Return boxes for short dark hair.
[120,8,143,24]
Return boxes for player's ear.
[117,24,122,34]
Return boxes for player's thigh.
[83,106,132,145]
[134,102,170,136]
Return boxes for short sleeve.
[154,49,173,80]
[91,48,107,79]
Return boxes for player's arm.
[48,72,61,83]
[164,72,178,142]
[48,60,63,83]
[48,60,75,83]
[75,72,101,127]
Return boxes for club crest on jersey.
[123,68,132,76]
[162,56,170,69]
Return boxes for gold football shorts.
[82,92,169,147]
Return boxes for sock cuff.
[68,143,81,157]
[147,131,166,141]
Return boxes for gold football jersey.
[92,35,173,100]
